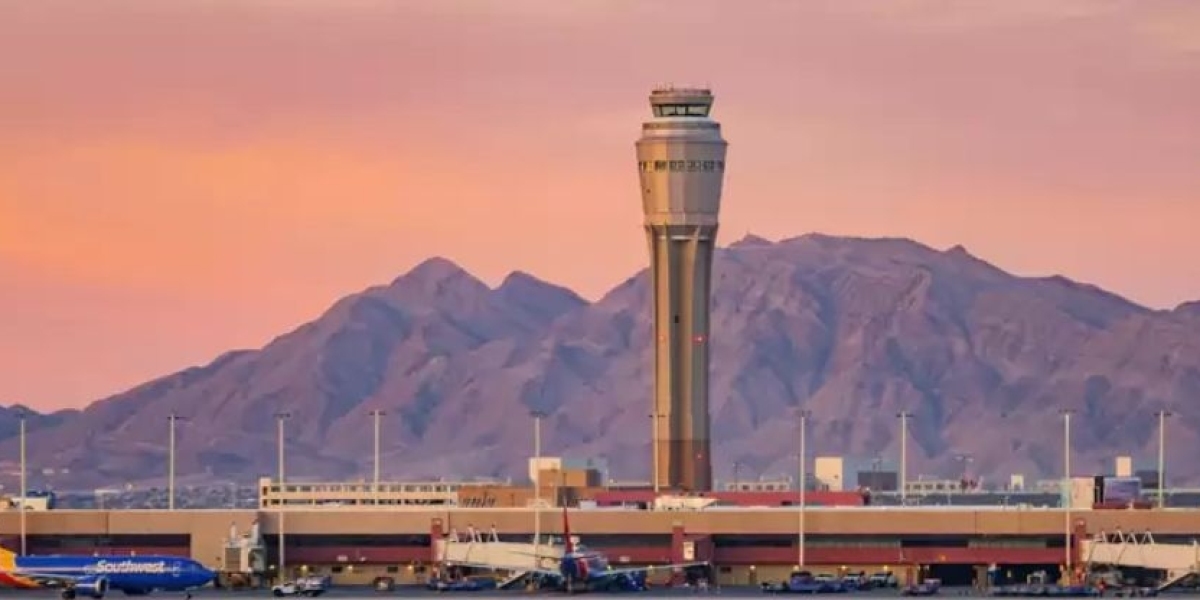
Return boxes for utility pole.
[896,411,913,504]
[167,414,184,510]
[274,411,291,579]
[1155,410,1171,509]
[530,410,546,559]
[955,454,974,483]
[18,411,27,555]
[369,410,385,506]
[796,409,811,568]
[1060,408,1074,583]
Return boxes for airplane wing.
[500,551,710,578]
[600,560,710,578]
[441,558,560,578]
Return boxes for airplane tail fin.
[561,505,574,554]
[0,545,18,570]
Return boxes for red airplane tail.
[561,505,575,554]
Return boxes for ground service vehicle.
[869,572,899,588]
[271,576,330,597]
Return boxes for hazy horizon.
[3,0,1199,410]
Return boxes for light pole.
[18,410,27,555]
[954,454,973,479]
[369,410,385,506]
[896,411,913,504]
[796,409,811,568]
[597,455,611,486]
[274,411,291,579]
[648,412,664,495]
[167,413,184,510]
[1060,408,1074,583]
[530,410,546,555]
[1155,410,1171,509]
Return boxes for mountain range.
[4,233,1199,490]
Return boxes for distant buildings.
[814,456,900,492]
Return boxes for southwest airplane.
[454,506,709,593]
[0,547,216,600]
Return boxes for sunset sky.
[2,0,1198,410]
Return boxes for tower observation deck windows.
[653,104,711,117]
[638,160,725,173]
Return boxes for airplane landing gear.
[60,589,76,600]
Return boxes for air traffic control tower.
[636,86,727,492]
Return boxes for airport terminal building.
[2,456,1190,588]
[3,474,1197,588]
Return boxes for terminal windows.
[637,160,725,173]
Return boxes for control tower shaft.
[635,87,728,492]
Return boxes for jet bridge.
[1082,530,1200,590]
[434,526,563,575]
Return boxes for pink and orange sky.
[2,0,1199,410]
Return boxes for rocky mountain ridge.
[5,233,1199,490]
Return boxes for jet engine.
[72,576,109,599]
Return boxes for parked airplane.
[0,547,215,600]
[452,506,709,593]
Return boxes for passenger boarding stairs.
[1082,530,1200,590]
[497,571,531,590]
[435,526,564,583]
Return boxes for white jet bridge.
[434,526,565,588]
[1082,530,1200,590]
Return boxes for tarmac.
[13,586,1199,599]
[0,586,902,599]
[0,588,873,597]
[18,583,1200,597]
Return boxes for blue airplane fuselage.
[1,555,215,596]
[556,551,646,591]
[559,551,609,582]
